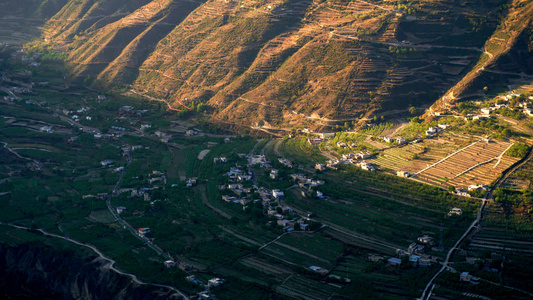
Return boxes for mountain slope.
[33,0,531,128]
[428,0,533,114]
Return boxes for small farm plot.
[469,211,533,255]
[239,256,293,280]
[372,144,428,172]
[414,139,517,187]
[276,275,340,300]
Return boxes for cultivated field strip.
[276,275,339,300]
[415,140,518,187]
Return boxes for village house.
[327,159,340,169]
[337,142,347,147]
[208,278,225,288]
[272,189,285,198]
[360,161,375,171]
[270,169,279,179]
[251,155,266,164]
[116,206,126,214]
[138,228,150,237]
[472,115,490,121]
[355,151,372,159]
[480,107,493,114]
[315,163,326,171]
[185,129,198,136]
[101,160,113,167]
[387,257,402,266]
[186,177,197,187]
[448,207,463,216]
[307,138,323,145]
[396,170,410,178]
[425,127,440,137]
[140,124,152,131]
[468,184,489,191]
[396,137,408,145]
[222,195,236,202]
[164,260,175,268]
[455,188,470,197]
[417,235,433,245]
[40,126,53,133]
[309,266,328,275]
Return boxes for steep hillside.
[33,0,529,128]
[428,0,533,114]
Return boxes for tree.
[409,106,417,115]
[502,128,512,137]
[447,185,455,192]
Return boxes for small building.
[315,163,326,171]
[460,272,471,282]
[138,228,150,237]
[97,193,108,200]
[116,206,126,214]
[396,170,410,178]
[360,161,375,171]
[40,126,53,133]
[208,278,225,288]
[164,260,176,268]
[309,266,328,275]
[185,129,198,136]
[270,169,279,179]
[272,189,285,198]
[448,207,463,216]
[101,160,113,167]
[417,235,433,245]
[355,151,372,159]
[396,137,408,145]
[387,257,402,266]
[455,188,470,197]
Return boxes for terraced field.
[414,139,518,188]
[373,143,429,173]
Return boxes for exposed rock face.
[0,242,182,300]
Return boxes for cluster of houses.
[185,129,199,136]
[213,157,227,163]
[62,107,94,123]
[155,131,172,143]
[140,124,152,131]
[148,170,166,184]
[454,184,489,197]
[494,92,533,117]
[382,136,408,145]
[291,173,326,198]
[225,166,252,182]
[117,105,148,117]
[388,234,437,267]
[323,151,375,171]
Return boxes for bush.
[507,143,528,158]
